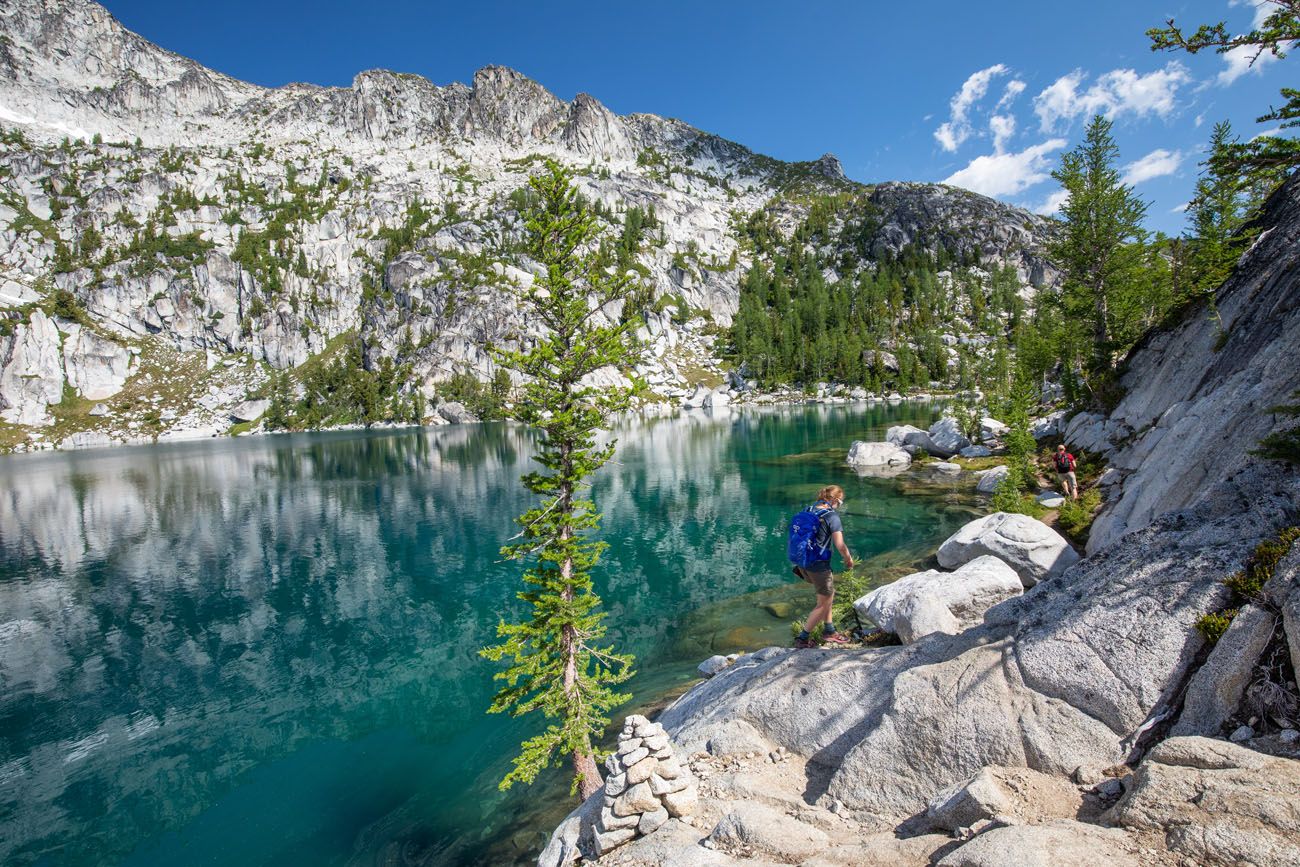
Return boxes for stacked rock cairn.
[594,714,699,855]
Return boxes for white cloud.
[990,114,1016,152]
[943,138,1067,197]
[1231,0,1274,30]
[996,80,1027,110]
[1218,43,1281,85]
[1034,188,1071,215]
[1252,126,1284,140]
[934,63,1009,152]
[1121,148,1184,185]
[1219,1,1294,84]
[1033,63,1191,131]
[1170,202,1190,214]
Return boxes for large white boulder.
[980,417,1009,441]
[702,387,730,408]
[1030,410,1066,440]
[888,423,941,454]
[846,440,911,468]
[975,465,1009,494]
[681,384,709,409]
[927,416,971,457]
[0,310,65,426]
[937,513,1080,587]
[230,399,270,423]
[436,402,479,424]
[61,325,131,400]
[886,424,924,446]
[855,555,1023,642]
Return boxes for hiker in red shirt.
[1054,444,1078,501]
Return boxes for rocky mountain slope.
[543,176,1300,865]
[0,0,1058,451]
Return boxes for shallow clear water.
[0,403,981,866]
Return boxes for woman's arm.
[832,530,854,570]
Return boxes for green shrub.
[1252,390,1300,465]
[1057,489,1102,539]
[1195,609,1238,645]
[47,289,90,325]
[1224,526,1300,599]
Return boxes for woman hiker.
[793,484,855,648]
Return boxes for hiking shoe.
[793,637,813,649]
[822,632,850,645]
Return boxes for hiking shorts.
[796,565,834,596]
[1058,470,1078,492]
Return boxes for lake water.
[0,403,982,866]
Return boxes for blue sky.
[101,0,1296,234]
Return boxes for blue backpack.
[787,506,831,568]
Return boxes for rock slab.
[1112,736,1300,866]
[936,512,1080,587]
[854,555,1023,643]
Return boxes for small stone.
[657,757,683,780]
[1280,729,1299,744]
[1073,766,1102,786]
[623,746,650,766]
[637,805,669,835]
[763,602,794,618]
[618,737,644,755]
[626,756,658,785]
[652,747,673,759]
[613,782,658,817]
[661,786,698,817]
[600,806,639,831]
[1096,779,1124,799]
[634,722,660,739]
[643,734,670,751]
[605,772,628,796]
[604,753,622,774]
[594,826,637,856]
[698,655,730,678]
[1229,725,1254,743]
[650,773,688,796]
[768,750,781,763]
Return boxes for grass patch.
[227,420,257,437]
[955,456,1004,472]
[0,421,28,453]
[1196,526,1300,645]
[1056,489,1102,544]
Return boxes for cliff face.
[0,0,1059,449]
[1081,176,1300,552]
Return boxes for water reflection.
[0,404,970,866]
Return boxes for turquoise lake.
[0,403,984,866]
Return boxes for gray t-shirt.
[810,506,842,567]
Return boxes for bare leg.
[803,594,831,634]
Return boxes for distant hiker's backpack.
[788,506,831,568]
[1054,452,1076,473]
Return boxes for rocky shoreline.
[537,175,1300,866]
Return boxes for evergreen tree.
[1049,116,1149,375]
[1150,2,1300,177]
[480,161,640,799]
[1187,121,1250,295]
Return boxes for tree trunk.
[558,458,602,801]
[1093,278,1110,370]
